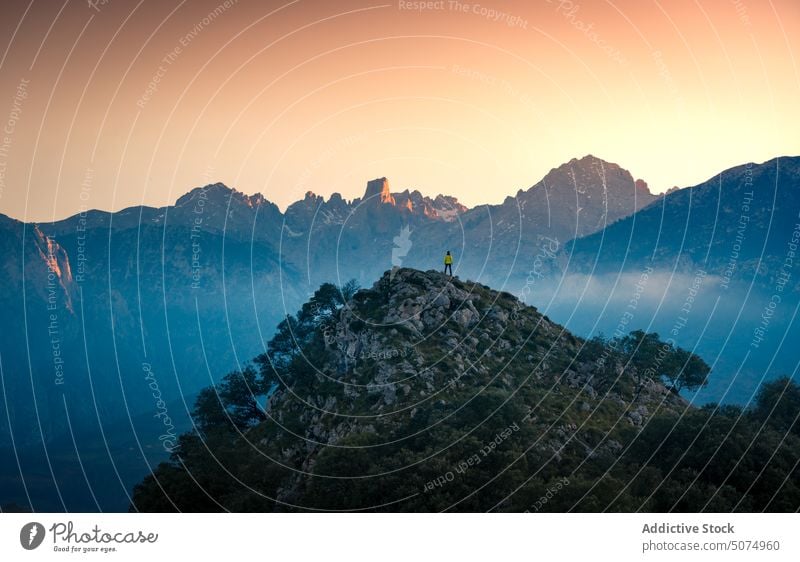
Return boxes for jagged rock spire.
[363,177,395,205]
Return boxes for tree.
[750,376,800,435]
[261,280,359,376]
[301,282,341,324]
[198,280,359,433]
[219,366,267,428]
[613,330,709,394]
[193,366,266,432]
[340,279,360,302]
[262,314,303,374]
[616,330,666,389]
[193,386,228,432]
[663,347,709,393]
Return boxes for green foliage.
[193,365,266,433]
[340,279,360,302]
[135,371,800,513]
[750,376,800,436]
[191,279,359,436]
[256,280,357,380]
[618,404,800,511]
[612,330,710,393]
[130,275,800,513]
[192,387,228,431]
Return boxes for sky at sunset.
[0,0,798,221]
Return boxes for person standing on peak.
[444,251,453,276]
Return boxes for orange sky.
[0,0,797,221]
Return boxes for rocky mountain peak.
[547,155,627,186]
[634,178,650,195]
[325,268,682,416]
[363,177,395,205]
[430,195,468,221]
[175,182,227,207]
[130,266,696,510]
[175,182,266,210]
[292,191,325,209]
[351,178,466,222]
[525,154,657,215]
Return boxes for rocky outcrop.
[240,268,686,506]
[362,177,395,205]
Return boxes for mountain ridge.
[565,155,800,283]
[4,153,657,227]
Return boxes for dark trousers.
[444,263,452,275]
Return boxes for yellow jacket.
[444,254,453,265]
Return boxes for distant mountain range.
[398,155,658,286]
[1,153,798,511]
[567,156,800,290]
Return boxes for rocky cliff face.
[361,177,395,205]
[268,269,682,500]
[527,154,657,237]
